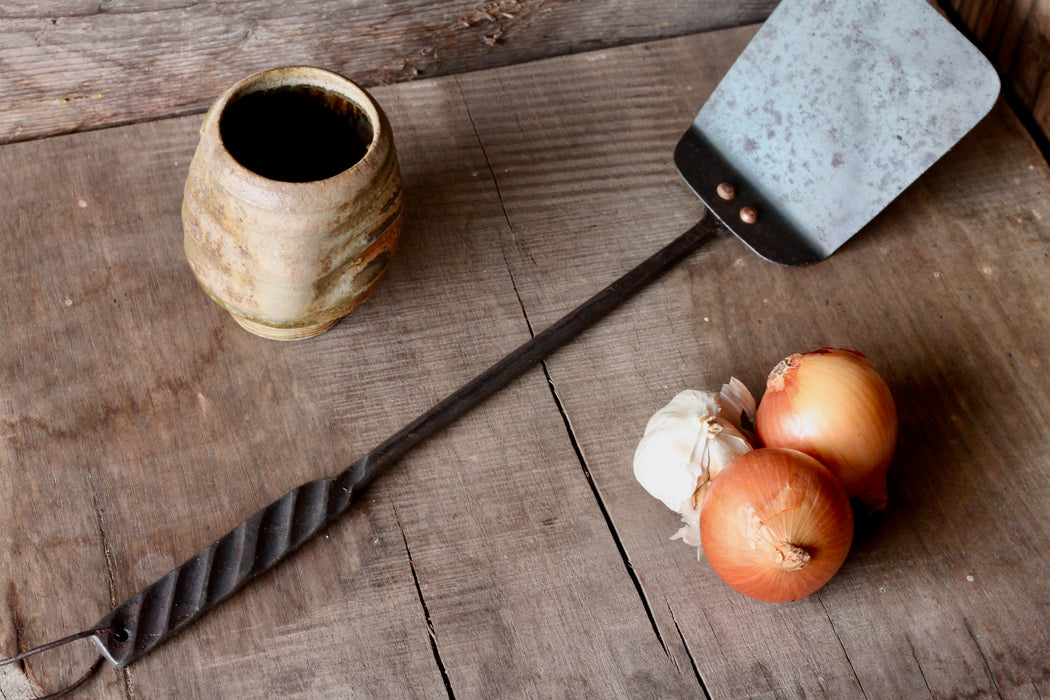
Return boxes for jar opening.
[219,84,374,183]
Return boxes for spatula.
[1,0,998,692]
[675,0,999,265]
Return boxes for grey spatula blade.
[675,0,1000,265]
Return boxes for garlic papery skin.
[633,380,756,546]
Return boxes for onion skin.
[699,448,854,602]
[755,348,897,511]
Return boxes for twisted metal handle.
[89,217,722,668]
[90,472,357,666]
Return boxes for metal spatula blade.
[676,0,1000,264]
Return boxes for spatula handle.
[90,215,723,667]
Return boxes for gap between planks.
[454,70,705,690]
[395,508,454,699]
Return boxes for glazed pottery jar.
[182,66,403,340]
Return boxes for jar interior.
[219,84,374,183]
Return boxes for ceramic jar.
[182,66,403,340]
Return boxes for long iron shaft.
[90,216,722,667]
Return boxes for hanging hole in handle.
[111,627,130,643]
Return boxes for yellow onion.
[755,348,897,511]
[699,448,854,602]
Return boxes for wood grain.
[3,19,1050,700]
[943,0,1050,141]
[0,0,776,145]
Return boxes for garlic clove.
[719,377,757,432]
[634,397,720,514]
[672,511,702,548]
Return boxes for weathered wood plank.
[458,27,875,698]
[0,0,777,145]
[293,75,701,697]
[0,33,705,698]
[4,18,1050,700]
[0,116,449,698]
[473,31,1050,699]
[943,0,1050,142]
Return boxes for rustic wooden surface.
[945,0,1050,143]
[0,0,777,145]
[2,15,1050,700]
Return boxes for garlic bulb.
[633,379,756,546]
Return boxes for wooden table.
[2,8,1050,700]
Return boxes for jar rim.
[200,66,394,209]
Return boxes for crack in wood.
[666,601,711,699]
[89,489,136,700]
[395,510,454,699]
[936,1,1050,163]
[539,353,677,667]
[964,617,1002,696]
[377,0,560,83]
[457,68,688,686]
[89,492,118,612]
[816,595,868,700]
[3,582,27,676]
[903,632,934,697]
[0,663,46,700]
[456,75,534,336]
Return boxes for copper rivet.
[739,206,758,224]
[716,182,736,200]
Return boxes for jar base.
[231,314,339,341]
